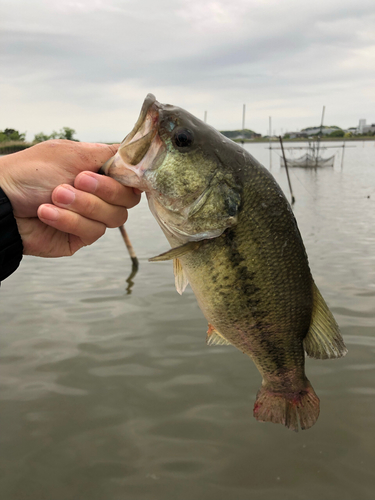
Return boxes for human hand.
[0,140,141,257]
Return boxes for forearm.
[0,186,23,282]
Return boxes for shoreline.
[232,136,375,144]
[1,136,374,155]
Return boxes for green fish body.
[101,94,347,431]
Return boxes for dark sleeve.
[0,187,23,282]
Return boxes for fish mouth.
[100,94,162,189]
[118,93,159,166]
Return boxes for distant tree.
[49,131,60,139]
[33,127,79,143]
[301,125,341,132]
[221,129,259,139]
[34,132,51,143]
[59,127,77,141]
[329,129,345,138]
[0,128,26,142]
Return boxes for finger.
[51,184,129,228]
[74,171,142,208]
[16,216,84,258]
[37,204,106,246]
[73,142,120,173]
[30,141,120,174]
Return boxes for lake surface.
[1,141,374,500]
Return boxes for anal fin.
[206,323,232,346]
[303,282,348,359]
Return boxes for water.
[1,141,374,500]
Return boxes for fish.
[100,94,347,431]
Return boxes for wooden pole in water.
[320,106,326,135]
[341,139,346,169]
[279,136,295,205]
[241,104,246,145]
[316,105,325,163]
[118,225,139,271]
[269,116,272,168]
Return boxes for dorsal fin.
[303,282,348,359]
[173,258,189,295]
[206,323,232,346]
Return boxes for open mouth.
[118,93,160,166]
[100,93,160,178]
[119,94,159,165]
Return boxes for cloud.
[1,0,374,140]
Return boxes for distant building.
[301,126,340,136]
[357,119,375,134]
[358,119,366,134]
[285,132,308,139]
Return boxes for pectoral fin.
[303,282,348,359]
[149,241,202,262]
[173,258,189,295]
[206,323,233,346]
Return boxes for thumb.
[77,142,120,173]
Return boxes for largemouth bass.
[101,94,347,431]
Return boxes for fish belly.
[180,229,318,431]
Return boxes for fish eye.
[173,128,194,149]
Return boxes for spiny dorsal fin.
[149,241,202,262]
[206,323,232,346]
[173,258,189,295]
[303,282,348,359]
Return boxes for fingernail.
[56,186,76,205]
[39,205,59,221]
[78,173,98,193]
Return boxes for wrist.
[0,186,24,281]
[0,155,17,209]
[0,151,40,218]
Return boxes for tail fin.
[253,381,320,431]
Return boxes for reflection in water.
[118,225,139,294]
[1,141,375,500]
[125,259,139,294]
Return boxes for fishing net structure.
[280,153,335,168]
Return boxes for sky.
[1,0,375,142]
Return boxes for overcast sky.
[1,0,375,142]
